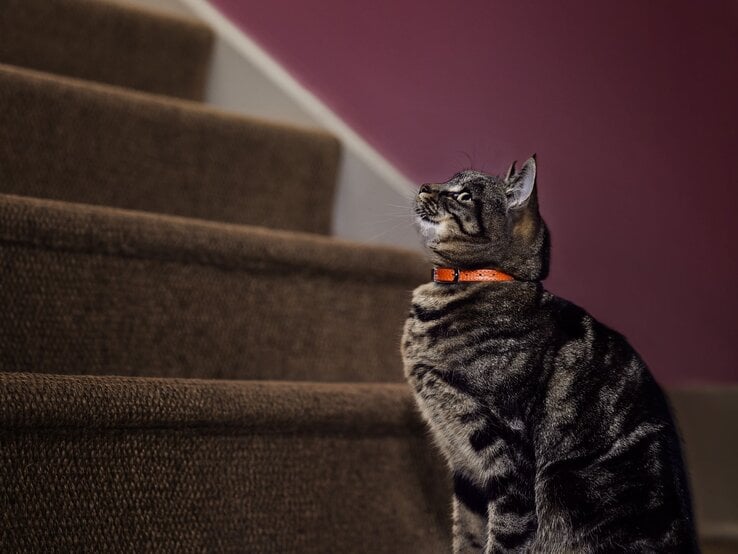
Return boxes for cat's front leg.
[483,469,537,553]
[452,472,488,552]
[451,467,537,553]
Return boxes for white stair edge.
[123,0,422,250]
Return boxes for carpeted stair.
[0,373,448,553]
[0,0,735,552]
[0,194,426,381]
[0,64,340,234]
[0,0,213,100]
[0,0,446,551]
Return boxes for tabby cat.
[401,157,698,553]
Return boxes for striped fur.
[402,159,698,553]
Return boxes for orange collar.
[432,267,515,283]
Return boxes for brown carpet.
[0,64,340,234]
[0,0,213,100]
[0,372,451,553]
[1,0,735,551]
[670,388,738,549]
[702,541,738,554]
[0,194,429,381]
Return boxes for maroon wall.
[210,0,738,385]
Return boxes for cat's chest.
[401,284,496,464]
[402,283,497,369]
[401,282,538,407]
[402,283,541,469]
[401,283,501,394]
[402,284,462,366]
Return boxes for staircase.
[0,0,734,552]
[0,0,447,551]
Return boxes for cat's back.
[532,293,699,551]
[540,290,656,396]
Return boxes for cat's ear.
[506,155,536,210]
[504,160,517,182]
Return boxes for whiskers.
[457,150,476,171]
[362,218,416,244]
[368,203,416,241]
[382,204,415,218]
[355,192,418,245]
[341,182,427,246]
[394,184,419,209]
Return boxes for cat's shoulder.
[541,290,636,354]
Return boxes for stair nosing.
[0,62,334,140]
[0,0,215,101]
[90,0,214,31]
[0,372,422,435]
[0,193,428,286]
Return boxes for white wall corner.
[122,0,422,251]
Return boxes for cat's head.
[414,156,550,281]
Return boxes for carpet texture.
[670,388,738,548]
[1,0,735,551]
[0,372,450,553]
[0,0,213,100]
[0,194,429,381]
[0,64,340,234]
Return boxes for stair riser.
[0,195,428,381]
[0,0,213,100]
[1,430,449,553]
[2,245,413,381]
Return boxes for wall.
[126,0,424,250]
[208,0,737,385]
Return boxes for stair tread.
[0,63,340,234]
[0,371,422,433]
[0,194,428,381]
[0,193,427,284]
[0,371,451,553]
[0,0,213,100]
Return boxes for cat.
[401,156,698,553]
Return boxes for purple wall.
[211,0,738,385]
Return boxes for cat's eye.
[455,191,472,202]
